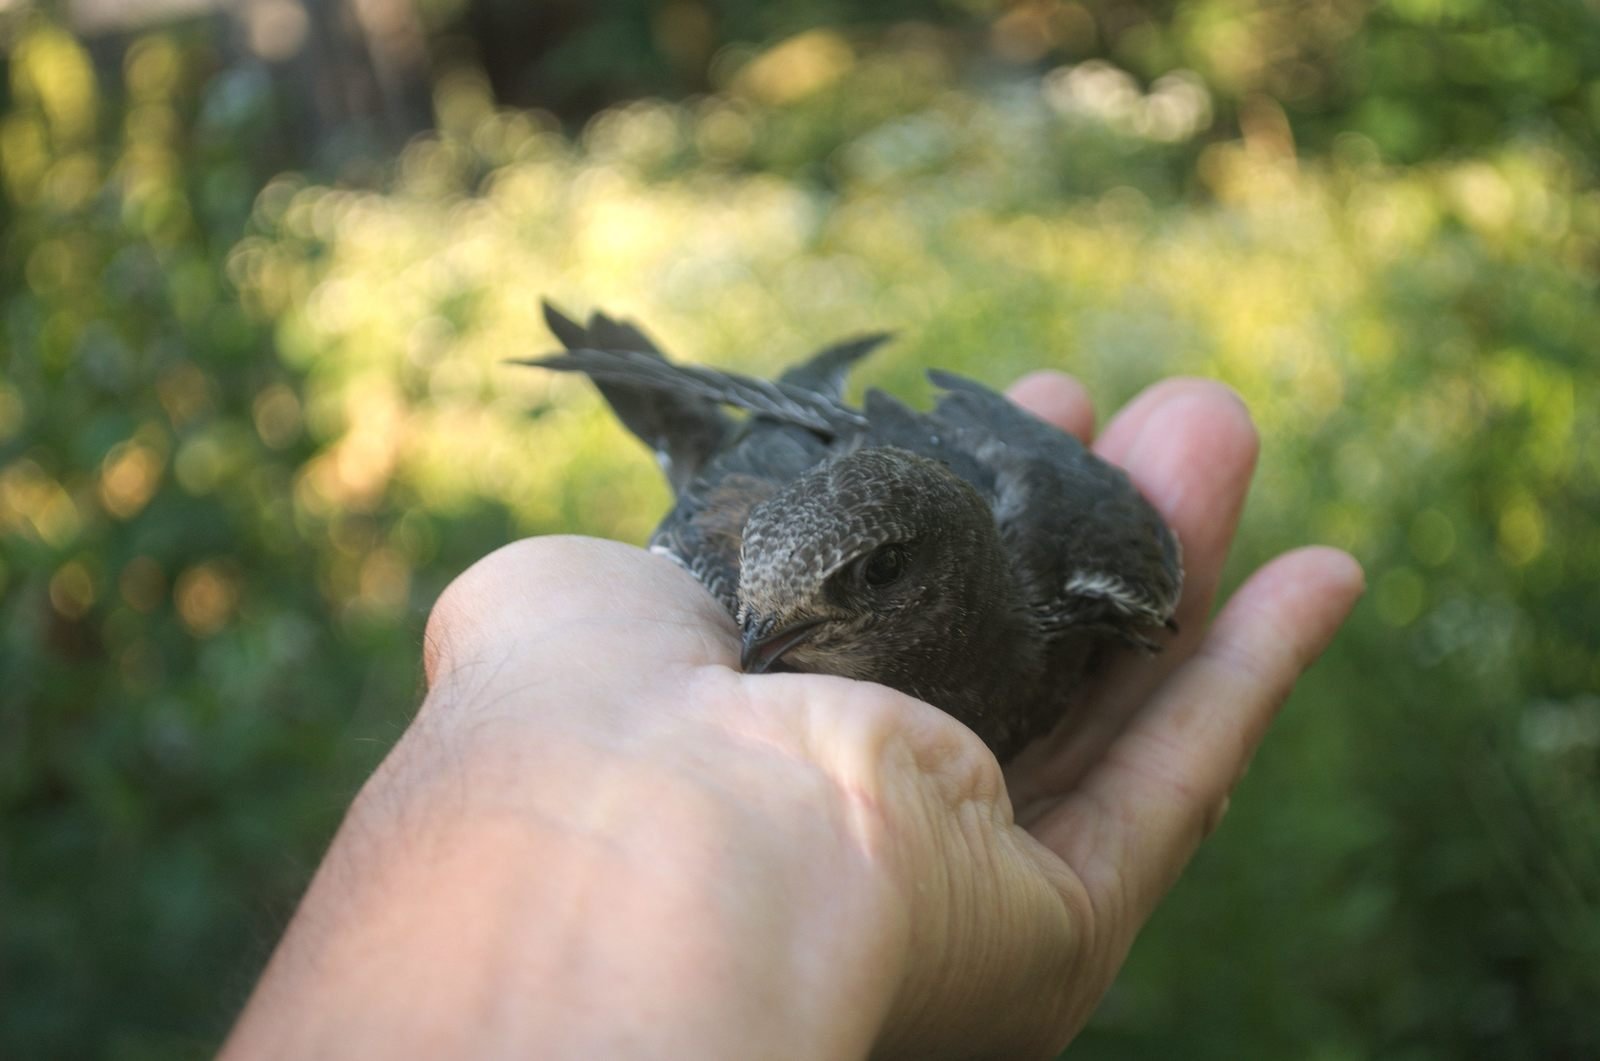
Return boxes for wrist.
[228,663,911,1059]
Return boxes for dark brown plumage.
[517,302,1182,760]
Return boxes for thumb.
[423,536,734,689]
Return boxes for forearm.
[222,679,905,1059]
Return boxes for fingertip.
[1249,546,1367,613]
[1191,382,1258,471]
[1098,377,1257,469]
[1006,370,1096,443]
[1205,545,1367,681]
[1288,545,1367,600]
[1283,547,1367,657]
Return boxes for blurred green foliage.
[3,1,1599,1058]
[513,0,1600,162]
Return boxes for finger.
[1034,546,1365,921]
[1006,370,1096,444]
[1097,379,1258,635]
[1007,382,1259,799]
[1093,376,1241,465]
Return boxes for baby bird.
[517,302,1181,760]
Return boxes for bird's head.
[735,446,1004,681]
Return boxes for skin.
[222,374,1364,1060]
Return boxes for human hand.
[223,376,1362,1060]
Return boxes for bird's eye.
[860,543,910,589]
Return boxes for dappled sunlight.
[5,15,1596,662]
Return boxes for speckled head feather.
[737,448,969,613]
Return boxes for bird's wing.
[531,302,732,494]
[649,424,831,616]
[521,347,866,434]
[857,388,1000,497]
[925,370,1182,645]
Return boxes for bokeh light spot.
[49,559,96,620]
[1497,500,1545,566]
[252,384,304,450]
[735,30,853,104]
[174,434,225,495]
[1375,567,1426,627]
[125,35,181,100]
[245,0,310,62]
[99,438,165,518]
[16,25,98,143]
[1409,508,1457,567]
[174,562,239,637]
[0,460,82,547]
[357,547,412,617]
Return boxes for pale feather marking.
[1062,568,1157,617]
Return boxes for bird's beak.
[740,615,825,674]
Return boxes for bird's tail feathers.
[780,332,893,399]
[524,302,869,491]
[530,302,726,492]
[542,300,664,357]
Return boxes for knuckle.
[424,536,592,683]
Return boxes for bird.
[516,301,1183,761]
